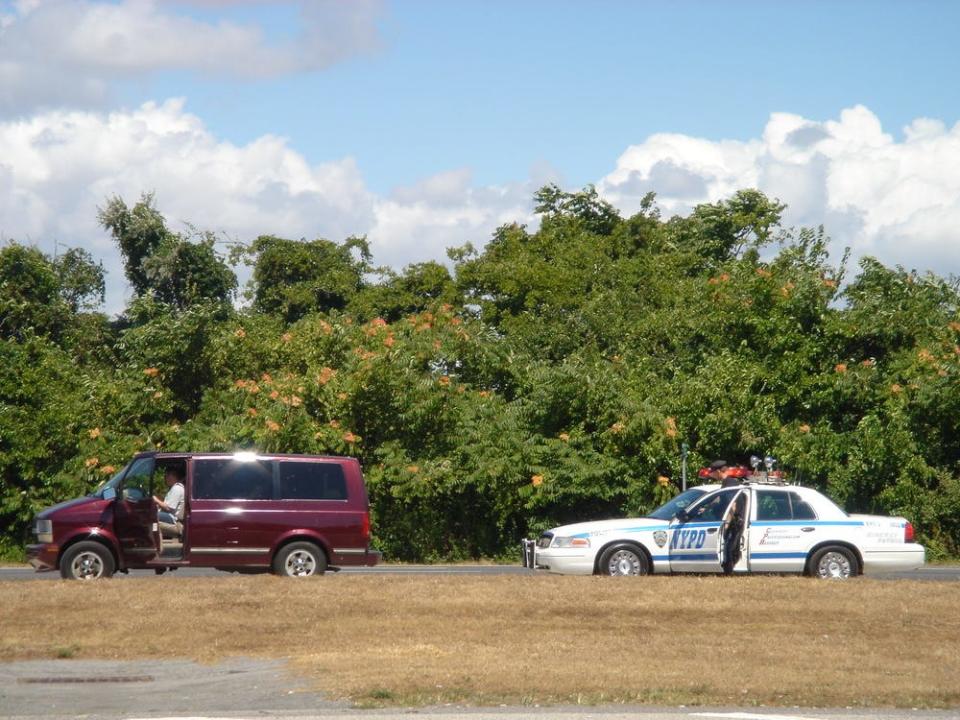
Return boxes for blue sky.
[1,1,959,312]
[146,1,960,192]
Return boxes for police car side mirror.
[676,508,689,523]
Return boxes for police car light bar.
[695,464,788,485]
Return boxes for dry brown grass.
[1,574,958,708]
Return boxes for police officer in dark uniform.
[707,459,740,488]
[707,459,745,572]
[721,490,747,573]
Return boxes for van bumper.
[332,548,382,567]
[26,543,58,572]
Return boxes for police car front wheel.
[598,544,650,576]
[809,545,858,580]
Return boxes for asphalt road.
[1,564,958,581]
[2,658,959,720]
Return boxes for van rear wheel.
[60,541,115,580]
[273,542,326,577]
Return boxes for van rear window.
[279,462,347,500]
[194,459,274,500]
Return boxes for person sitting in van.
[153,466,185,538]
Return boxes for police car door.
[668,488,739,573]
[748,488,816,573]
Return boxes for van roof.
[134,451,358,462]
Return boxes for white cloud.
[0,0,383,114]
[2,101,959,316]
[599,105,960,276]
[0,99,533,314]
[371,170,535,269]
[0,99,377,311]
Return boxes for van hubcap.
[72,551,104,579]
[285,551,317,576]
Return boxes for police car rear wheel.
[810,546,857,580]
[599,544,649,576]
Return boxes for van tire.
[60,541,115,580]
[273,542,327,577]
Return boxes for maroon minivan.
[27,452,381,579]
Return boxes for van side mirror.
[103,487,117,501]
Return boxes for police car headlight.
[552,536,590,548]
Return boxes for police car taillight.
[904,522,915,543]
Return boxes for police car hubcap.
[608,550,640,575]
[818,552,851,578]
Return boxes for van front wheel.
[60,541,115,580]
[273,542,327,577]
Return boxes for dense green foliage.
[2,186,959,561]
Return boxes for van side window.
[279,462,347,500]
[121,457,155,502]
[194,459,274,500]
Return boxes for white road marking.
[692,713,823,720]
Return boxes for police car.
[521,468,925,579]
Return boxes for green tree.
[0,338,89,555]
[349,261,458,322]
[0,243,69,340]
[54,247,105,313]
[5,184,960,563]
[669,188,786,263]
[98,193,168,296]
[533,183,622,236]
[99,194,235,309]
[246,235,370,323]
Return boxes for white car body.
[523,482,925,578]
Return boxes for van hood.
[37,495,103,519]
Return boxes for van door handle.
[707,527,717,534]
[801,527,816,532]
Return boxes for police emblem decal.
[653,530,668,548]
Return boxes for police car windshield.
[647,488,707,520]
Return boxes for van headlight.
[552,536,590,548]
[35,519,53,543]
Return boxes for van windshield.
[90,463,130,498]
